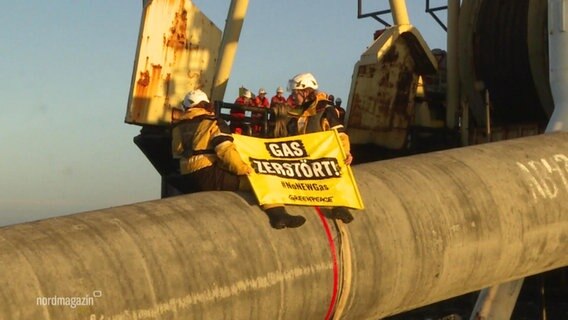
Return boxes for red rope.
[315,207,339,320]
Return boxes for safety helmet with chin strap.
[287,72,319,91]
[182,89,210,109]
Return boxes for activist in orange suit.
[286,72,355,223]
[171,89,305,229]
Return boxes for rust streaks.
[165,0,188,51]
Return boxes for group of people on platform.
[171,72,354,230]
[231,85,346,135]
[234,87,288,108]
[233,86,345,115]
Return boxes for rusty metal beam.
[1,132,567,319]
[125,0,222,126]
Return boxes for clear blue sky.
[0,1,446,226]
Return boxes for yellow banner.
[232,131,364,209]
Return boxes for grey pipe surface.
[1,133,567,319]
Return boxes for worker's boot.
[330,207,354,224]
[265,207,306,229]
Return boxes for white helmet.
[276,86,284,93]
[243,90,252,98]
[288,72,318,91]
[183,89,210,109]
[258,88,266,95]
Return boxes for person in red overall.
[249,88,270,134]
[231,89,253,134]
[252,88,270,108]
[233,89,253,109]
[270,86,287,107]
[286,93,297,109]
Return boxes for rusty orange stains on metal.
[131,64,162,122]
[164,73,172,105]
[166,1,188,51]
[134,57,151,98]
[126,0,222,125]
[349,93,363,126]
[136,71,150,89]
[348,37,418,144]
[132,70,152,121]
[149,64,163,96]
[187,42,200,51]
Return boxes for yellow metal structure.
[210,0,249,103]
[125,0,222,126]
[389,0,410,25]
[346,25,437,149]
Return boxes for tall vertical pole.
[446,0,460,129]
[470,280,524,320]
[210,0,249,103]
[546,0,568,132]
[389,0,410,25]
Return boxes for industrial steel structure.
[2,0,567,319]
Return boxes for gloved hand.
[345,153,353,165]
[242,165,253,175]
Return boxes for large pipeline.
[1,133,567,320]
